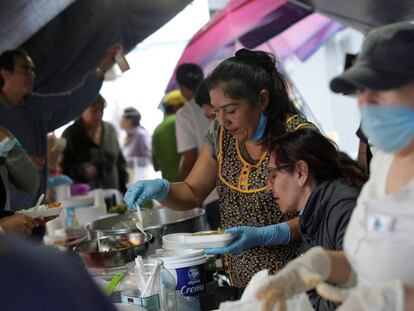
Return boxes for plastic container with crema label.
[150,249,207,298]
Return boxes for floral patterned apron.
[216,127,298,288]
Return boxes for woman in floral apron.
[125,49,311,287]
[202,115,311,287]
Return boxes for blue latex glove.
[205,223,291,255]
[0,137,18,157]
[124,179,170,208]
[47,175,73,187]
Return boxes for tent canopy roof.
[0,0,192,93]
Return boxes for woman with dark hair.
[125,49,304,287]
[62,95,127,193]
[210,127,366,310]
[257,22,414,311]
[267,128,365,310]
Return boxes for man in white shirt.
[175,63,207,179]
[175,63,220,229]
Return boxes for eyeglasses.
[265,164,291,180]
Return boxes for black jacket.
[62,120,128,193]
[299,179,359,311]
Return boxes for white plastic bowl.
[162,232,235,249]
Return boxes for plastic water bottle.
[65,207,79,228]
[65,206,81,240]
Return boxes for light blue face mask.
[249,114,268,141]
[0,137,17,157]
[361,105,414,153]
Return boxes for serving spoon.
[134,202,145,234]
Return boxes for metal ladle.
[135,221,145,235]
[134,202,145,234]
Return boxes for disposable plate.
[18,204,63,219]
[162,231,235,249]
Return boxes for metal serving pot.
[85,206,206,238]
[85,213,143,239]
[85,206,207,254]
[73,232,152,268]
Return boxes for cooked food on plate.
[192,229,225,236]
[47,202,62,208]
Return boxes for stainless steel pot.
[143,206,207,234]
[85,206,207,254]
[73,232,152,268]
[85,213,143,239]
[85,206,206,238]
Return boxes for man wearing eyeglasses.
[0,45,119,224]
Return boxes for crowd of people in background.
[0,20,413,311]
[0,43,224,236]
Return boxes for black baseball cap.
[330,21,414,93]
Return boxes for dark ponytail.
[338,152,368,190]
[207,48,300,140]
[268,128,367,190]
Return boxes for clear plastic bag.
[115,259,178,311]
